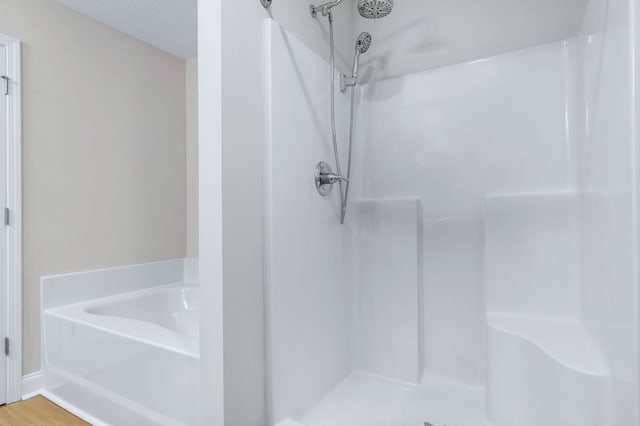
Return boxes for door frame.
[0,33,22,404]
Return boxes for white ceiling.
[55,0,197,59]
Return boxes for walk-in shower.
[312,0,393,224]
[262,0,640,424]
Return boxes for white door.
[0,45,7,406]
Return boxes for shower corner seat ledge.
[487,313,610,426]
[487,313,608,375]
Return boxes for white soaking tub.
[41,260,199,426]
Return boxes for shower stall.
[259,0,640,424]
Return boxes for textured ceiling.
[55,0,197,59]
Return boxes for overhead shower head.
[355,32,372,54]
[357,0,394,19]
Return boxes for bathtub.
[42,267,200,426]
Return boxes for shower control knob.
[315,161,347,196]
[321,172,347,185]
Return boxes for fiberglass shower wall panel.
[352,41,575,387]
[577,0,639,423]
[350,198,423,384]
[262,19,353,425]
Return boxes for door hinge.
[1,76,8,95]
[4,207,9,226]
[5,337,9,356]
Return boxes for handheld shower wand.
[341,32,371,92]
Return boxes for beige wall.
[0,0,187,374]
[220,1,352,424]
[186,57,198,259]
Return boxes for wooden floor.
[0,396,89,425]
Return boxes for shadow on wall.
[279,25,330,152]
[360,69,405,102]
[358,18,445,87]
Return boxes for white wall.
[197,0,223,424]
[354,0,589,81]
[353,42,574,386]
[186,57,199,259]
[220,1,352,425]
[0,0,187,375]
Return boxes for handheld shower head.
[352,32,371,81]
[355,32,372,54]
[357,0,394,19]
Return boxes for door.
[0,44,7,406]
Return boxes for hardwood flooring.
[0,396,89,425]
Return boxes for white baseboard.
[22,370,43,400]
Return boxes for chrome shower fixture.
[310,0,392,224]
[341,32,372,92]
[357,0,394,19]
[355,32,372,55]
[310,0,394,19]
[310,0,343,17]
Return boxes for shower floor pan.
[277,372,493,426]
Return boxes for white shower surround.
[264,0,640,420]
[355,40,575,388]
